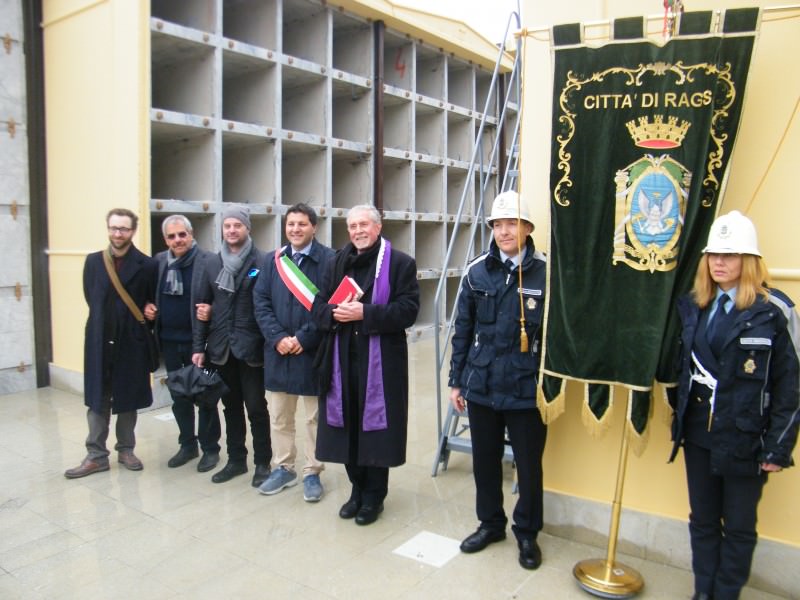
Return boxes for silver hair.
[346,204,381,225]
[161,214,194,237]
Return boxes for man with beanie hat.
[192,206,272,486]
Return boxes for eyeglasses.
[166,231,189,240]
[108,226,133,234]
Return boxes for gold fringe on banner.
[581,383,614,438]
[537,379,566,424]
[626,389,653,457]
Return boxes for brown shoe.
[118,451,143,471]
[64,457,109,479]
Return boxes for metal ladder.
[431,8,523,476]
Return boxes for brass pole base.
[573,558,644,598]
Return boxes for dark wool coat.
[192,244,266,366]
[312,239,420,467]
[253,239,335,396]
[83,245,157,414]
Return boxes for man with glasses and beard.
[65,208,157,478]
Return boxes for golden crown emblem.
[625,115,690,149]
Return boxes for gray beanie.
[222,206,251,230]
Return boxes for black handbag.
[102,250,160,372]
[166,363,229,408]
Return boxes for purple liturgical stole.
[326,238,391,431]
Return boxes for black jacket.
[253,239,335,395]
[192,244,265,366]
[449,237,546,411]
[669,289,800,474]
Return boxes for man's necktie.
[707,294,733,356]
[504,258,515,271]
[292,252,303,267]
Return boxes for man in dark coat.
[449,191,548,571]
[144,214,221,473]
[192,206,271,487]
[65,208,158,479]
[254,203,334,502]
[312,204,419,525]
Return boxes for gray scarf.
[164,242,198,296]
[215,237,252,292]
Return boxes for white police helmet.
[486,190,534,228]
[703,210,761,256]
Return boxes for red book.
[328,275,364,304]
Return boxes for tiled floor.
[0,339,787,599]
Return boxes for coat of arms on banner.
[612,116,692,273]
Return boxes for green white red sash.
[274,246,318,310]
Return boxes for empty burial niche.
[283,0,327,65]
[282,66,326,136]
[383,34,413,90]
[223,0,278,49]
[447,112,472,163]
[151,0,216,32]
[384,96,412,151]
[415,164,444,214]
[414,221,444,271]
[222,134,276,204]
[447,62,474,110]
[332,12,372,79]
[331,79,372,143]
[447,168,471,215]
[416,47,445,99]
[415,104,444,158]
[332,148,371,209]
[222,50,278,126]
[282,141,327,207]
[151,33,215,116]
[476,69,496,117]
[151,122,214,202]
[382,157,412,212]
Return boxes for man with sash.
[312,204,420,525]
[65,208,157,478]
[144,214,221,473]
[253,203,334,502]
[192,206,271,487]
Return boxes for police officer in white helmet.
[448,190,549,570]
[669,211,800,600]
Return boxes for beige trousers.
[267,391,323,476]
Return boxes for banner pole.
[573,422,644,598]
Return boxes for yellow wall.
[44,0,150,373]
[522,1,800,546]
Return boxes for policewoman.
[669,211,800,600]
[449,191,547,571]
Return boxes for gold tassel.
[519,323,528,353]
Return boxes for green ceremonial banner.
[539,9,759,444]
